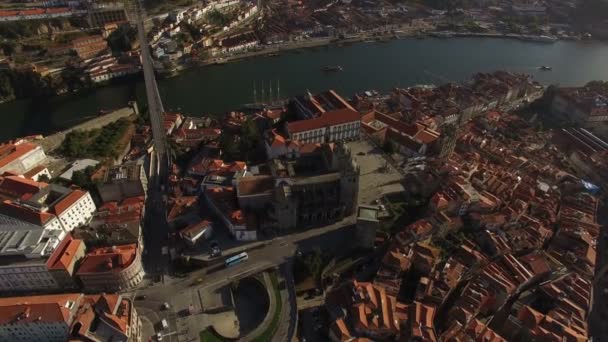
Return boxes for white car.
[156,332,163,341]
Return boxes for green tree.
[382,140,394,154]
[37,174,50,183]
[206,10,232,27]
[294,247,324,282]
[219,133,239,161]
[0,71,14,100]
[107,25,138,54]
[71,165,98,191]
[0,42,16,56]
[239,119,261,162]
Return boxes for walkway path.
[39,105,136,152]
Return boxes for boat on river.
[521,35,557,43]
[539,65,552,71]
[322,65,343,72]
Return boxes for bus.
[225,252,248,267]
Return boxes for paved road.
[589,200,608,341]
[133,215,356,341]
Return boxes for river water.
[2,37,608,141]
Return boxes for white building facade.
[287,110,361,144]
[55,191,97,231]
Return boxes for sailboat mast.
[253,81,257,104]
[269,80,273,104]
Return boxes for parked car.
[135,295,147,300]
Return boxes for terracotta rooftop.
[76,244,137,274]
[23,165,48,180]
[51,189,87,216]
[0,199,55,226]
[0,142,38,170]
[287,108,360,134]
[180,220,212,238]
[0,293,80,325]
[71,294,131,338]
[46,234,84,271]
[0,174,47,200]
[167,196,197,221]
[237,175,275,196]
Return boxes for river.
[2,37,608,141]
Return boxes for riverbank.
[2,37,608,141]
[38,105,137,152]
[160,26,595,78]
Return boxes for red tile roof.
[189,158,224,175]
[0,293,80,325]
[227,161,247,172]
[237,175,275,196]
[46,234,84,271]
[299,143,322,154]
[74,294,130,337]
[180,220,212,238]
[51,189,87,216]
[287,108,360,134]
[167,196,198,221]
[0,175,47,200]
[23,165,48,180]
[76,244,137,274]
[0,200,55,225]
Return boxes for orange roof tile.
[238,175,275,196]
[0,293,80,325]
[23,165,48,180]
[0,200,55,225]
[180,220,212,237]
[0,142,37,169]
[76,244,137,274]
[287,108,360,134]
[46,235,84,271]
[0,175,47,199]
[52,190,87,216]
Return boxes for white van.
[161,319,169,330]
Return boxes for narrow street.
[589,200,608,341]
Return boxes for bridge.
[130,0,173,276]
[132,0,171,189]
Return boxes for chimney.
[105,258,113,270]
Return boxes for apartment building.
[0,293,141,342]
[97,160,148,203]
[76,244,144,292]
[286,90,361,144]
[0,141,47,175]
[0,234,85,294]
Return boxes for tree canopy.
[60,118,132,159]
[107,25,138,54]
